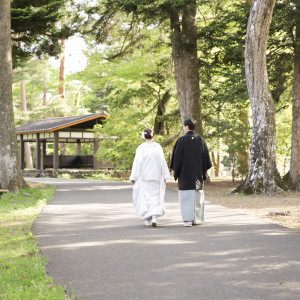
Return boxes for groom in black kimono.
[170,118,212,226]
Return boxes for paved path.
[29,178,300,300]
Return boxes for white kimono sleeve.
[159,145,171,180]
[129,147,142,181]
[130,146,143,210]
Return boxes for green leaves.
[10,0,295,178]
[11,1,76,67]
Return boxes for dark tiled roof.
[16,112,108,134]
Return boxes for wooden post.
[41,141,46,170]
[53,132,59,171]
[20,134,25,170]
[93,138,100,170]
[36,133,41,170]
[77,139,81,155]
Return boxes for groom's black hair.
[184,118,196,130]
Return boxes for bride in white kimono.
[130,128,171,227]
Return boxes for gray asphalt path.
[29,178,300,300]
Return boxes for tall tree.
[59,5,67,99]
[240,0,279,194]
[59,38,66,99]
[20,80,33,168]
[197,1,296,182]
[170,2,203,134]
[290,0,300,190]
[81,0,203,134]
[154,90,171,135]
[0,0,24,192]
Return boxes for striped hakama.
[178,189,205,223]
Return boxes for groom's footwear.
[192,221,202,226]
[184,221,192,227]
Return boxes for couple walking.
[130,119,212,227]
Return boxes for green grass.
[82,172,124,181]
[58,172,125,181]
[57,173,72,179]
[0,185,70,300]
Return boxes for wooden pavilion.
[15,112,109,171]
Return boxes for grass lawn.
[0,184,70,300]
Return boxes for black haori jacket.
[170,131,212,190]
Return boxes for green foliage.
[11,0,82,67]
[0,186,68,299]
[79,0,197,44]
[197,0,251,178]
[13,59,90,127]
[10,0,295,178]
[268,0,295,103]
[94,106,149,169]
[276,97,293,176]
[81,172,124,181]
[197,0,295,177]
[76,24,181,168]
[57,173,72,179]
[11,1,66,67]
[93,96,179,169]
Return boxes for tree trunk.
[170,2,203,136]
[239,0,279,194]
[59,38,66,98]
[154,90,171,135]
[237,109,250,177]
[20,80,33,169]
[290,1,300,190]
[211,151,220,177]
[0,0,24,192]
[59,36,66,154]
[43,78,47,106]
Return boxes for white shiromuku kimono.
[130,142,171,220]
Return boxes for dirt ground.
[166,178,300,231]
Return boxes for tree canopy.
[11,0,77,67]
[3,0,299,193]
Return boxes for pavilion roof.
[15,112,108,134]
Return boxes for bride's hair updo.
[143,128,154,140]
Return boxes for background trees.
[11,0,67,67]
[77,25,180,168]
[79,0,204,134]
[1,0,298,193]
[0,0,24,192]
[290,0,300,190]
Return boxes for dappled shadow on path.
[32,180,300,300]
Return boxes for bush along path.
[0,184,71,300]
